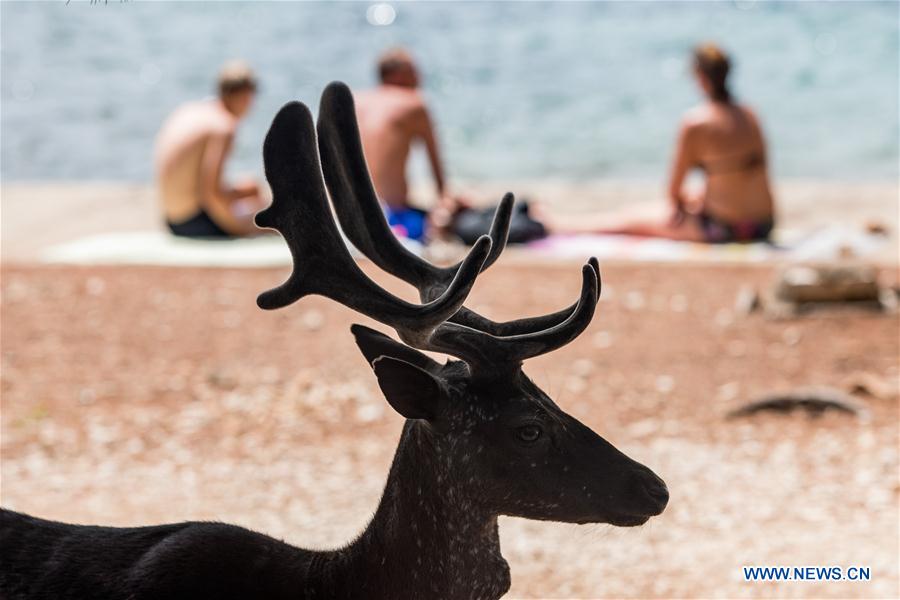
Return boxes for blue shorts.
[384,206,427,241]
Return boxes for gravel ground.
[1,262,898,599]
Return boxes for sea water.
[1,1,897,182]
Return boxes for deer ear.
[351,324,440,372]
[372,356,443,421]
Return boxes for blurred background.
[2,1,897,183]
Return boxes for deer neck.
[353,421,511,600]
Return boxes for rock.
[624,291,645,311]
[85,277,106,296]
[774,264,880,304]
[761,296,798,320]
[571,359,594,377]
[865,220,889,236]
[565,376,587,394]
[260,366,281,385]
[845,373,899,400]
[669,294,689,313]
[726,386,866,419]
[78,387,96,405]
[714,309,734,328]
[355,403,384,423]
[716,381,740,402]
[207,370,237,390]
[726,340,746,357]
[627,419,658,437]
[591,331,613,349]
[222,311,241,328]
[781,326,802,347]
[301,310,325,331]
[734,286,759,316]
[654,375,675,394]
[878,287,898,313]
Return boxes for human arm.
[412,103,447,200]
[409,101,465,231]
[667,119,697,217]
[230,178,260,199]
[410,100,471,218]
[199,131,259,235]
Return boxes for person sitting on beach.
[354,48,467,241]
[547,43,776,243]
[155,60,266,238]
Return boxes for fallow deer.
[0,82,667,600]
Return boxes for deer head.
[256,82,668,529]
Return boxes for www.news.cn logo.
[743,566,871,582]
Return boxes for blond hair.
[217,60,257,97]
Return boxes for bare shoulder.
[208,107,238,136]
[406,89,428,108]
[355,87,426,120]
[678,107,708,139]
[167,100,235,140]
[736,103,762,127]
[387,88,428,115]
[682,104,713,127]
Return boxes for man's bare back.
[352,48,464,237]
[154,62,263,237]
[155,100,238,222]
[355,86,436,210]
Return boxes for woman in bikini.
[546,43,776,243]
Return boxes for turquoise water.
[1,1,897,182]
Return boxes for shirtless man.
[354,48,463,241]
[155,61,266,238]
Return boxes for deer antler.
[315,83,600,355]
[258,84,601,373]
[255,101,491,333]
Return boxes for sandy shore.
[1,178,898,598]
[1,179,897,263]
[2,262,898,598]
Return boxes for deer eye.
[516,424,542,443]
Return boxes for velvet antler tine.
[257,99,491,331]
[430,191,513,288]
[262,84,600,373]
[588,256,601,300]
[256,101,349,309]
[419,261,599,370]
[479,192,514,272]
[504,261,599,361]
[319,81,513,298]
[257,271,305,311]
[317,81,436,286]
[394,234,491,328]
[451,305,575,336]
[310,236,489,331]
[447,257,599,335]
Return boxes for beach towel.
[40,225,888,267]
[41,231,424,267]
[527,225,889,263]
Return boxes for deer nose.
[646,481,669,505]
[632,469,669,514]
